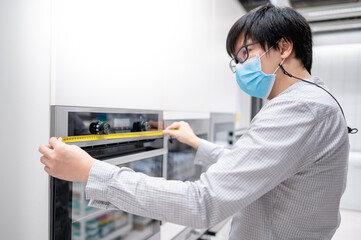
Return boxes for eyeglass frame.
[229,41,260,73]
[229,40,279,73]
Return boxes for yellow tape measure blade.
[61,130,164,143]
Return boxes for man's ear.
[279,38,293,59]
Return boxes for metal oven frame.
[50,106,168,240]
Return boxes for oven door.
[165,119,209,181]
[51,154,165,240]
[50,106,166,240]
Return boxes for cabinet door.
[53,0,170,110]
[161,0,213,112]
[53,0,247,114]
[53,0,213,111]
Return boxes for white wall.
[312,31,361,151]
[52,0,247,115]
[0,0,51,239]
[212,0,251,128]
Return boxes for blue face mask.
[235,53,284,99]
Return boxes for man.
[39,4,351,239]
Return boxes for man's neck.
[267,61,311,100]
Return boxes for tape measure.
[61,130,165,143]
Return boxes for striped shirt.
[86,76,349,239]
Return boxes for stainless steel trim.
[52,105,163,115]
[103,148,168,165]
[163,135,169,179]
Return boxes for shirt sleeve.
[194,139,230,167]
[85,98,318,229]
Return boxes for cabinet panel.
[161,0,213,112]
[53,0,247,115]
[53,0,170,109]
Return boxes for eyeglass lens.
[236,46,248,64]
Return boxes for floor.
[332,209,361,240]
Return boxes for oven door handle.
[103,148,168,165]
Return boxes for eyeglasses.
[229,41,260,73]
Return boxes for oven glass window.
[52,156,162,240]
[167,134,207,181]
[68,112,160,136]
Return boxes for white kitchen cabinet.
[52,0,247,114]
[53,0,214,111]
[53,0,167,110]
[210,0,247,114]
[161,0,213,112]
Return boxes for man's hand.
[163,121,201,149]
[39,137,96,182]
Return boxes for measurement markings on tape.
[61,130,165,143]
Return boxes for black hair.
[226,4,313,73]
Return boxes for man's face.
[234,35,282,75]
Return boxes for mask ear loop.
[260,45,275,58]
[279,64,358,135]
[260,40,281,58]
[273,59,285,74]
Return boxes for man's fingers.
[49,137,64,149]
[44,166,52,175]
[163,129,179,137]
[45,144,54,150]
[165,122,181,130]
[39,144,53,157]
[40,156,52,167]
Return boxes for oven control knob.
[132,121,150,132]
[89,121,111,135]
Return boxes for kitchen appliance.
[163,114,236,240]
[193,113,237,240]
[50,106,167,240]
[165,119,210,182]
[210,113,236,149]
[162,118,210,239]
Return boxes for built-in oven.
[193,113,237,239]
[209,113,236,149]
[50,106,167,240]
[162,118,209,240]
